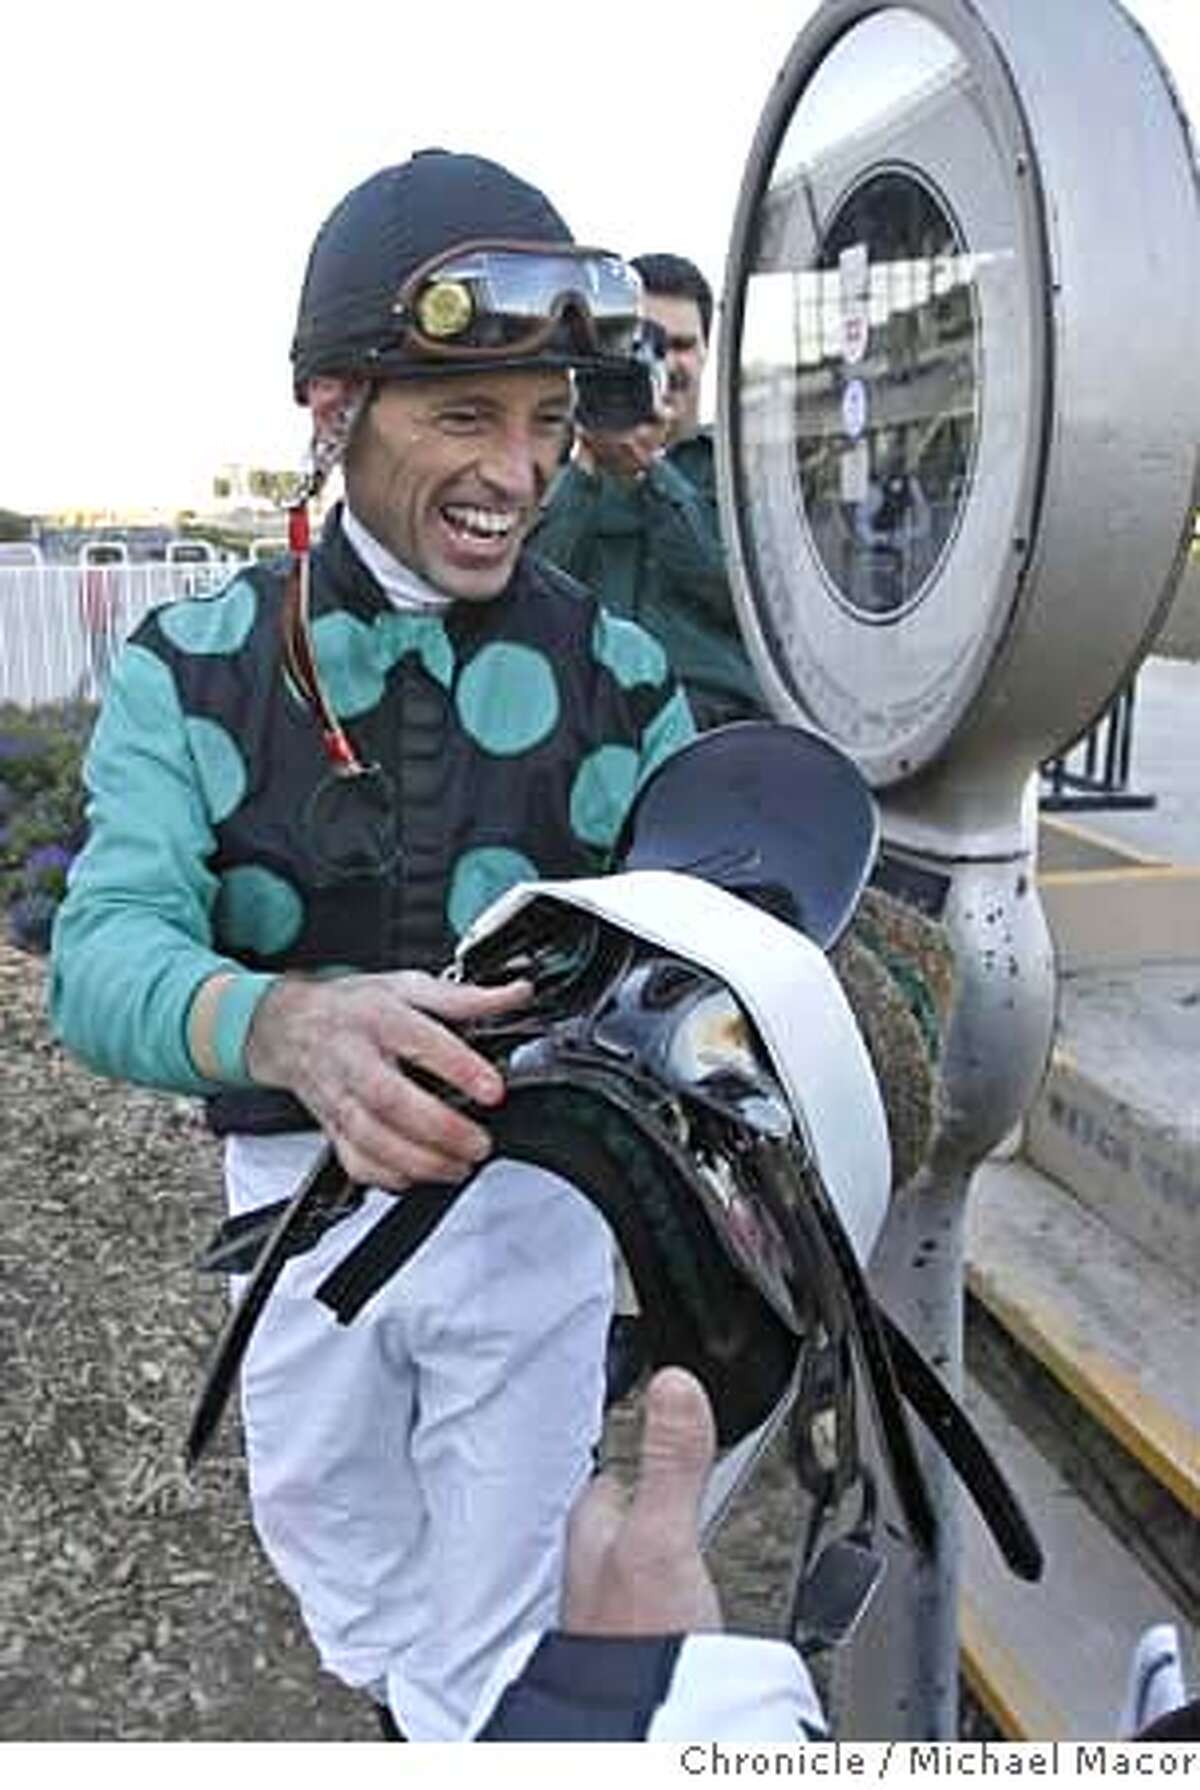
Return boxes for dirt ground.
[0,945,376,1740]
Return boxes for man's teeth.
[442,504,517,539]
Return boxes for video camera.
[574,316,669,432]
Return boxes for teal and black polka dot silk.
[127,510,693,988]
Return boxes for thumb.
[626,1367,716,1540]
[561,1472,625,1626]
[563,1370,723,1636]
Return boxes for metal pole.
[837,844,1057,1738]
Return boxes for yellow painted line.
[1038,866,1200,887]
[967,1265,1200,1517]
[960,1598,1066,1741]
[1039,816,1167,870]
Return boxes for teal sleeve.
[48,641,276,1093]
[641,458,733,623]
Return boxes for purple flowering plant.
[0,702,96,954]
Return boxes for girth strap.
[879,1310,1043,1582]
[186,1148,360,1470]
[315,1181,468,1322]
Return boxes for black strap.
[316,1181,470,1323]
[194,1200,289,1275]
[879,1310,1043,1583]
[784,1162,939,1559]
[195,1180,368,1277]
[186,1148,360,1470]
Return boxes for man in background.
[532,252,766,730]
[635,251,712,462]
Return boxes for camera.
[574,317,669,432]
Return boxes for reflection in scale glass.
[740,10,986,624]
[802,169,979,619]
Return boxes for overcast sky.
[3,0,1196,514]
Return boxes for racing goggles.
[392,239,644,365]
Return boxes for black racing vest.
[130,511,685,1135]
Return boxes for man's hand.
[243,970,531,1191]
[562,1367,723,1636]
[575,421,668,482]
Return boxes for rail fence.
[0,559,252,707]
[1039,679,1154,812]
[0,558,1151,811]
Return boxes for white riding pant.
[224,1138,613,1740]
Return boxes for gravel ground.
[0,944,372,1741]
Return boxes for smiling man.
[322,369,572,603]
[50,150,693,1740]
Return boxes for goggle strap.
[279,392,372,775]
[282,504,366,776]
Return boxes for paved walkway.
[1056,655,1200,868]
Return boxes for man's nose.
[478,424,543,500]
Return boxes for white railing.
[0,560,252,708]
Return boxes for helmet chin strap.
[281,387,371,772]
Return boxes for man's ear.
[306,375,367,439]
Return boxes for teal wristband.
[211,972,280,1084]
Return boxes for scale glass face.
[798,168,978,621]
[729,5,1041,778]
